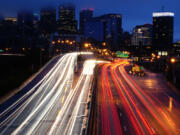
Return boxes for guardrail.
[84,66,97,135]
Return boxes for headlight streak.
[0,52,107,135]
[11,54,76,135]
[0,54,67,119]
[48,72,85,135]
[25,54,77,135]
[68,60,97,135]
[0,53,79,135]
[0,54,69,130]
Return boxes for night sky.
[0,0,179,41]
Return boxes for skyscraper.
[57,4,77,34]
[17,10,34,37]
[17,10,33,27]
[132,24,152,46]
[100,14,122,50]
[152,12,174,50]
[80,9,93,34]
[84,18,105,42]
[40,7,56,34]
[84,14,122,51]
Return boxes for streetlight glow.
[170,58,176,64]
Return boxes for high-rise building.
[17,10,33,27]
[84,14,122,51]
[84,18,105,42]
[122,31,131,47]
[57,4,77,34]
[152,12,174,50]
[132,24,152,46]
[40,7,56,34]
[101,14,122,50]
[33,13,39,25]
[79,9,93,34]
[0,17,18,48]
[17,10,34,48]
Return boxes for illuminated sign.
[0,49,4,53]
[153,12,174,17]
[116,51,129,58]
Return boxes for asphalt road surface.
[0,52,98,135]
[90,59,180,135]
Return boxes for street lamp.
[66,40,70,44]
[170,58,176,84]
[52,41,56,45]
[170,58,176,64]
[57,40,61,44]
[84,43,89,48]
[69,41,73,45]
[151,53,156,58]
[102,42,106,46]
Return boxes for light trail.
[93,59,180,135]
[10,54,77,135]
[111,64,154,135]
[1,52,97,135]
[117,63,176,134]
[101,64,123,135]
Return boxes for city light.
[57,40,61,43]
[153,12,174,17]
[157,55,161,59]
[84,43,91,48]
[65,40,70,44]
[69,41,73,45]
[52,41,56,45]
[102,42,106,46]
[151,53,156,58]
[170,58,176,64]
[1,2,180,135]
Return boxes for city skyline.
[0,0,179,41]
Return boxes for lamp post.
[170,58,176,84]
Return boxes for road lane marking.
[58,110,61,116]
[62,96,65,103]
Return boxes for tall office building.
[84,14,122,51]
[152,12,174,50]
[57,4,77,34]
[132,24,152,46]
[79,9,93,34]
[17,10,34,39]
[40,7,56,34]
[84,18,105,42]
[33,13,39,25]
[101,14,122,50]
[17,10,33,27]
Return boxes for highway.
[90,59,180,135]
[0,52,98,135]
